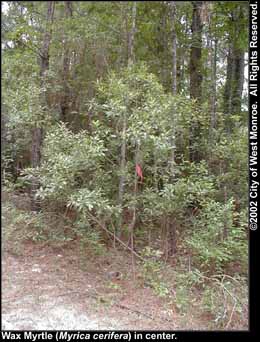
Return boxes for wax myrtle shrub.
[22,64,192,250]
[23,121,121,252]
[23,64,247,275]
[89,64,203,248]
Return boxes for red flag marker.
[136,164,143,182]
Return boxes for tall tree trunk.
[223,5,245,124]
[177,45,185,94]
[118,111,127,233]
[116,2,126,69]
[170,2,177,95]
[208,7,217,137]
[127,1,137,65]
[60,1,73,123]
[231,48,244,114]
[118,2,137,235]
[31,1,55,211]
[128,142,140,278]
[189,1,203,162]
[128,2,138,274]
[224,41,244,130]
[210,37,217,133]
[190,1,203,102]
[160,7,168,87]
[223,44,233,116]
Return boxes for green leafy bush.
[186,199,248,273]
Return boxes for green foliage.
[140,247,169,298]
[25,123,107,201]
[173,268,247,328]
[79,229,106,257]
[210,127,248,205]
[2,201,34,255]
[19,63,247,279]
[142,161,215,225]
[93,67,228,265]
[2,193,79,255]
[199,273,248,328]
[23,122,120,249]
[186,199,248,273]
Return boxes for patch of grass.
[107,281,122,292]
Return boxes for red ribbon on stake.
[136,163,143,182]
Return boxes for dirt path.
[2,242,178,330]
[2,252,118,330]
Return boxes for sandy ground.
[2,254,121,330]
[1,244,177,331]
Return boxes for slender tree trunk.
[178,10,189,95]
[189,1,203,162]
[170,2,177,95]
[128,2,137,276]
[118,112,127,233]
[128,143,140,279]
[177,45,185,94]
[210,37,217,132]
[170,2,177,174]
[117,2,126,69]
[161,8,168,87]
[223,186,228,240]
[223,44,233,117]
[190,1,203,102]
[118,2,137,234]
[208,8,217,136]
[128,1,137,65]
[208,29,218,160]
[31,1,55,211]
[60,1,73,123]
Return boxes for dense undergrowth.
[3,70,248,329]
[2,189,248,329]
[9,66,247,274]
